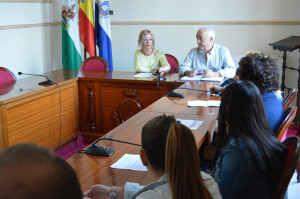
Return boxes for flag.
[95,0,113,71]
[79,0,96,56]
[62,0,82,69]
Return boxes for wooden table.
[0,70,183,150]
[0,69,221,191]
[67,80,221,191]
[0,69,79,151]
[143,82,220,116]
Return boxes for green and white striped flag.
[62,0,82,69]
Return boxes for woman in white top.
[83,115,222,199]
[134,30,170,73]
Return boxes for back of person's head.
[166,123,213,199]
[141,114,176,171]
[0,143,82,199]
[238,52,279,94]
[138,29,155,48]
[217,81,285,177]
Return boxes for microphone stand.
[18,72,55,85]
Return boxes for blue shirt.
[179,44,236,77]
[262,92,284,132]
[212,139,283,199]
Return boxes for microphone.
[18,72,55,85]
[84,138,141,156]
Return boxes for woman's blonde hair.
[166,123,213,199]
[138,29,155,48]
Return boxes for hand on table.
[209,86,224,94]
[203,70,221,78]
[156,66,169,74]
[184,69,199,77]
[83,184,112,199]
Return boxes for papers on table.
[176,118,203,130]
[188,100,221,107]
[110,154,147,171]
[181,75,203,81]
[181,75,224,82]
[201,76,224,82]
[133,73,154,78]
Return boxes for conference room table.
[67,78,222,191]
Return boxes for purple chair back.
[165,54,179,73]
[273,137,300,199]
[80,56,109,71]
[0,67,16,84]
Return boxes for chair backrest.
[165,54,179,73]
[276,106,297,141]
[273,136,300,199]
[0,67,16,84]
[80,56,109,71]
[283,88,297,111]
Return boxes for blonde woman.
[134,30,170,73]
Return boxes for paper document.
[181,76,224,82]
[188,100,221,107]
[181,75,203,81]
[200,77,224,82]
[176,118,203,130]
[110,154,148,171]
[133,73,154,78]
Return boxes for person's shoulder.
[135,49,142,55]
[185,47,198,56]
[154,49,165,55]
[262,92,282,104]
[225,139,251,154]
[136,184,171,199]
[214,43,229,52]
[189,47,198,52]
[201,172,222,199]
[201,171,214,180]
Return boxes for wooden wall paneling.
[56,84,77,144]
[0,82,76,150]
[78,81,94,134]
[0,107,6,150]
[73,80,79,136]
[78,81,104,139]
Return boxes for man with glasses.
[179,26,236,78]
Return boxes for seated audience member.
[179,26,235,78]
[134,29,170,73]
[0,143,82,199]
[211,81,286,199]
[210,52,284,132]
[83,115,222,199]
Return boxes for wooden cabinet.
[0,80,78,151]
[0,70,183,150]
[78,79,181,138]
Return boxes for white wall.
[0,0,300,91]
[108,0,300,91]
[0,1,61,77]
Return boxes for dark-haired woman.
[84,115,222,199]
[211,81,286,199]
[210,52,284,132]
[238,52,284,132]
